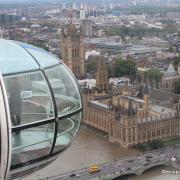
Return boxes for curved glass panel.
[0,39,83,179]
[14,41,60,68]
[45,65,82,117]
[11,123,54,167]
[3,71,54,126]
[0,39,39,75]
[0,72,11,180]
[54,112,82,153]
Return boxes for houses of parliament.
[61,24,180,148]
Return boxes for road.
[44,145,180,180]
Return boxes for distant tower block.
[63,3,66,10]
[0,28,3,38]
[61,24,85,79]
[73,3,76,10]
[133,0,137,6]
[109,3,113,9]
[81,19,93,37]
[96,56,109,92]
[80,3,86,19]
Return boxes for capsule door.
[0,71,11,180]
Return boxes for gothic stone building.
[162,64,180,91]
[138,64,180,92]
[82,59,180,148]
[61,23,85,78]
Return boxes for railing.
[12,118,75,151]
[43,145,180,180]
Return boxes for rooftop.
[151,104,176,115]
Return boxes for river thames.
[24,126,180,180]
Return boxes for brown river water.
[23,126,180,180]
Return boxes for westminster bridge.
[41,145,180,180]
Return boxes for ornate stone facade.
[96,56,109,93]
[61,24,85,78]
[82,83,180,148]
[162,64,180,91]
[138,64,180,92]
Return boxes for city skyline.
[1,0,180,179]
[0,0,179,4]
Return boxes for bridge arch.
[110,163,167,180]
[141,163,167,173]
[111,172,138,180]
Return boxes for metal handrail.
[12,118,74,151]
[21,94,81,118]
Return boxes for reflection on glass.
[54,112,82,153]
[0,39,83,178]
[0,40,39,75]
[25,47,59,68]
[4,71,54,127]
[45,65,82,117]
[11,123,54,167]
[14,41,59,68]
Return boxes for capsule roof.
[0,39,60,75]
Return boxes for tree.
[174,56,180,68]
[136,143,147,151]
[178,32,180,37]
[113,59,137,79]
[107,63,115,78]
[105,26,176,39]
[86,59,97,74]
[149,139,164,149]
[175,79,180,94]
[27,41,49,51]
[144,68,162,88]
[169,46,174,52]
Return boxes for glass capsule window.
[4,71,55,126]
[0,39,82,179]
[11,123,55,167]
[45,65,82,117]
[54,112,82,153]
[0,40,39,75]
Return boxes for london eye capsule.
[0,39,82,179]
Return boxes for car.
[144,163,149,166]
[146,155,153,159]
[146,159,151,162]
[70,173,76,177]
[70,173,80,177]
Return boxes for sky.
[0,0,179,4]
